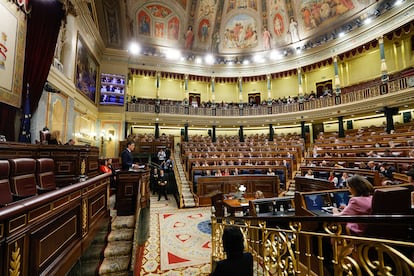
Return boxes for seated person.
[407,168,414,183]
[99,159,112,173]
[337,172,349,188]
[328,171,338,186]
[266,168,275,175]
[379,162,396,182]
[332,175,373,235]
[64,138,75,146]
[304,169,314,178]
[211,226,253,276]
[255,190,264,199]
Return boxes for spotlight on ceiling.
[243,59,250,65]
[204,54,215,64]
[394,0,403,6]
[270,50,282,60]
[253,54,264,63]
[338,32,345,38]
[128,42,140,55]
[364,17,372,25]
[195,56,202,64]
[165,49,181,60]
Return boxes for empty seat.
[372,186,411,215]
[368,186,412,240]
[0,160,13,206]
[9,158,37,199]
[36,158,56,193]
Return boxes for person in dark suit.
[157,169,168,201]
[150,167,159,195]
[211,226,253,276]
[121,141,136,170]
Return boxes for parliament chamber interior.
[0,0,414,275]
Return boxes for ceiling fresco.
[98,0,381,56]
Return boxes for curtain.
[22,0,64,114]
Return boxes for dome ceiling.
[97,0,393,55]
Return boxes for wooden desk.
[223,197,254,216]
[197,175,280,206]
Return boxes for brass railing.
[211,215,414,275]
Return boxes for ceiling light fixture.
[205,54,214,64]
[128,42,140,55]
[165,49,181,60]
[394,0,403,6]
[195,57,202,64]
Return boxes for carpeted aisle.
[139,195,212,275]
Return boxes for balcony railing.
[126,75,412,116]
[211,215,414,276]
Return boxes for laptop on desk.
[304,193,333,216]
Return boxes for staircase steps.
[98,215,136,275]
[173,145,198,208]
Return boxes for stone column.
[239,126,244,142]
[155,71,160,113]
[301,121,306,142]
[238,76,243,116]
[184,123,189,142]
[333,56,342,104]
[297,68,304,111]
[269,124,274,141]
[184,74,189,114]
[379,36,389,83]
[212,125,216,143]
[155,122,160,139]
[384,107,398,134]
[338,116,344,138]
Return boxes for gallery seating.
[0,160,13,206]
[36,158,57,193]
[9,158,37,199]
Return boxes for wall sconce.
[101,129,114,143]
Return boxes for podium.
[116,169,150,215]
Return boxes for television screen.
[332,191,350,207]
[100,73,125,106]
[304,193,331,210]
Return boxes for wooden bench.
[191,165,287,188]
[294,176,336,192]
[299,166,383,186]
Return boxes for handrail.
[126,75,412,116]
[0,173,111,275]
[211,215,414,275]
